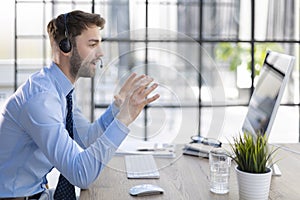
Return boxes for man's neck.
[53,56,76,84]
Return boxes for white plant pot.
[235,165,272,200]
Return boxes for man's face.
[70,25,103,79]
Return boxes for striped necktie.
[54,89,76,200]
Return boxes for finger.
[126,72,137,83]
[127,76,151,95]
[136,76,154,89]
[145,94,160,104]
[133,74,148,86]
[132,83,159,104]
[114,94,121,100]
[130,76,156,96]
[143,83,159,97]
[114,95,123,107]
[121,73,137,90]
[123,74,147,93]
[134,84,147,96]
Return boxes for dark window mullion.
[144,0,149,141]
[250,0,255,98]
[198,0,203,137]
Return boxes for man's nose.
[96,45,104,57]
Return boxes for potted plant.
[228,132,278,200]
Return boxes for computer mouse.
[129,184,164,196]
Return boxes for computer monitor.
[241,50,295,137]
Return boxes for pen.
[137,148,166,151]
[137,148,155,151]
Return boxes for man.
[0,10,159,199]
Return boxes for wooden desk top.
[80,143,300,200]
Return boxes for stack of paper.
[116,141,176,158]
[183,143,215,158]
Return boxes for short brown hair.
[47,10,105,45]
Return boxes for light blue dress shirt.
[0,62,129,197]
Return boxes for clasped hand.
[115,73,160,126]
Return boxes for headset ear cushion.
[59,38,72,53]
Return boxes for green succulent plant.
[229,132,278,174]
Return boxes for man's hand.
[114,73,139,108]
[116,73,160,126]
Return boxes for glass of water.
[209,148,231,194]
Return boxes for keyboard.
[125,155,160,179]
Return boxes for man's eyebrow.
[88,39,100,43]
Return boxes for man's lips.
[92,59,101,65]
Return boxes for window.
[4,0,299,143]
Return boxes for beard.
[69,46,82,79]
[70,46,97,79]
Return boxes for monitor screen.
[242,51,295,136]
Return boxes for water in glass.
[209,148,231,194]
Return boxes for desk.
[80,144,300,200]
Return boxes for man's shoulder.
[17,68,61,103]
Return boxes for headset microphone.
[99,58,103,68]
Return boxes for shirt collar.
[49,62,74,96]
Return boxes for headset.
[59,13,72,53]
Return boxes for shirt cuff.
[111,101,120,116]
[104,118,130,147]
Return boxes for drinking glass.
[209,148,231,194]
